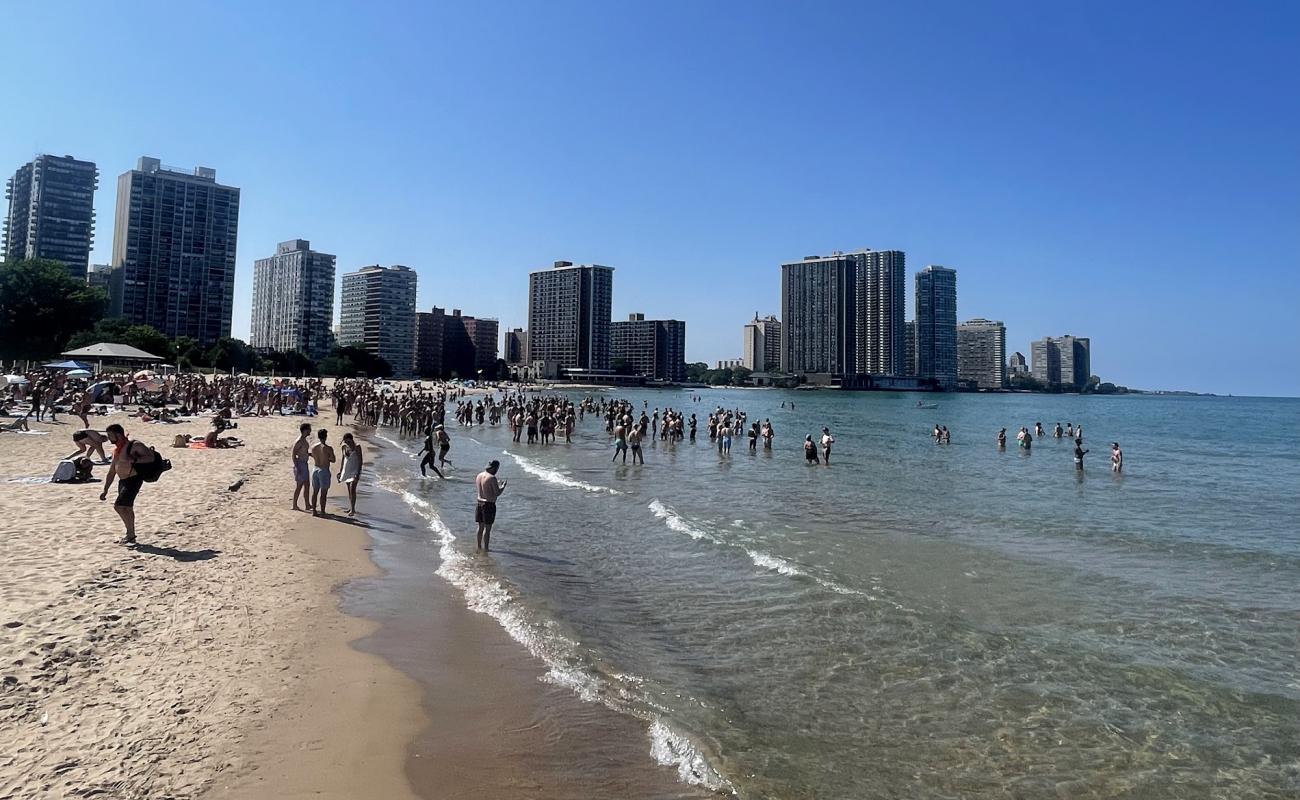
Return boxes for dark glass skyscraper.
[110,157,240,344]
[3,154,98,279]
[915,265,958,389]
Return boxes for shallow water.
[372,391,1300,798]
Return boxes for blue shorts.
[294,460,309,484]
[312,467,331,490]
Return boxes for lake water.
[370,390,1300,798]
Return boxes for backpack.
[134,446,172,483]
[51,459,77,483]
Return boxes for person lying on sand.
[0,414,32,432]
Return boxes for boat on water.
[914,401,938,409]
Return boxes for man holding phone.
[475,460,507,551]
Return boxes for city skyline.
[1,3,1296,395]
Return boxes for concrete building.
[1008,351,1029,378]
[1031,335,1091,390]
[717,359,744,370]
[415,308,445,379]
[87,263,121,308]
[441,309,475,378]
[504,328,528,366]
[742,314,782,372]
[780,249,906,376]
[527,260,614,372]
[915,265,958,390]
[904,321,916,378]
[463,315,499,374]
[957,318,1007,390]
[3,154,98,279]
[109,157,240,344]
[611,313,686,382]
[339,265,417,378]
[249,239,336,360]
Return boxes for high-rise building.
[611,313,686,382]
[87,263,121,308]
[415,307,446,378]
[1008,351,1029,378]
[339,265,417,378]
[957,318,1007,390]
[915,266,958,390]
[1031,335,1091,390]
[904,321,916,378]
[441,309,475,378]
[527,260,614,372]
[3,155,98,279]
[742,314,782,372]
[249,239,336,360]
[780,250,906,376]
[110,157,240,344]
[504,328,528,366]
[463,316,499,374]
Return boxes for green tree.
[0,259,108,359]
[685,362,710,382]
[205,337,259,373]
[708,368,733,386]
[64,317,175,361]
[730,366,753,386]
[173,336,207,370]
[318,345,391,378]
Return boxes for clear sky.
[3,2,1297,395]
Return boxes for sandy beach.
[0,411,423,799]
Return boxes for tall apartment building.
[339,265,417,378]
[956,318,1007,390]
[249,239,336,360]
[415,307,446,378]
[441,309,475,378]
[3,155,98,279]
[504,328,528,365]
[903,321,917,377]
[1008,351,1029,378]
[611,313,686,382]
[110,157,240,344]
[463,316,499,374]
[915,265,958,390]
[1031,335,1091,390]
[527,260,613,371]
[742,314,782,372]
[780,250,906,375]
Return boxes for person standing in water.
[1073,438,1089,471]
[337,432,363,516]
[997,428,1007,449]
[612,420,628,464]
[820,427,835,463]
[629,424,644,464]
[804,434,820,464]
[475,460,507,551]
[1110,442,1123,473]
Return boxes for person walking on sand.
[292,422,312,511]
[310,429,336,516]
[821,427,835,464]
[337,432,363,516]
[475,460,507,551]
[1110,442,1123,473]
[99,423,155,545]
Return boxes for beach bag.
[135,447,172,483]
[172,434,188,448]
[51,459,77,483]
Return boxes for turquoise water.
[375,391,1300,798]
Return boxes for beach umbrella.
[3,375,29,386]
[135,377,164,392]
[133,369,155,381]
[88,381,116,401]
[67,368,93,378]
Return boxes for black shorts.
[116,474,144,507]
[475,501,497,525]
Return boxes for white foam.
[504,450,621,494]
[648,499,722,544]
[649,719,735,793]
[376,433,417,457]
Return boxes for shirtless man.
[612,421,628,464]
[75,391,94,428]
[99,423,155,545]
[292,422,312,511]
[417,428,445,478]
[1110,442,1123,473]
[629,425,644,464]
[475,460,507,551]
[72,428,110,462]
[310,429,337,516]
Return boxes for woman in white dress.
[337,433,363,516]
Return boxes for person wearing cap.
[475,460,507,551]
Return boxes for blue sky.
[3,2,1297,395]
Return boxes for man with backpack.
[100,423,160,545]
